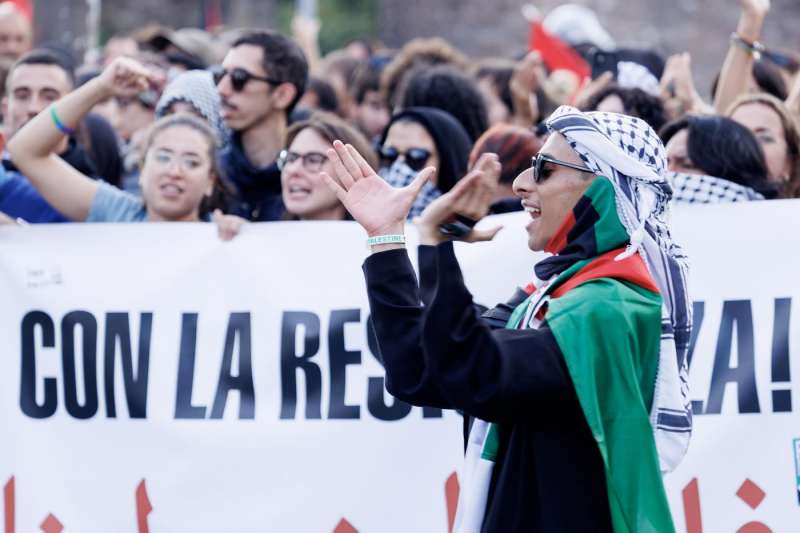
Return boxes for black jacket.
[218,132,285,221]
[363,243,612,532]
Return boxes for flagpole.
[85,0,101,65]
[296,0,317,20]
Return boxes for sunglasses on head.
[379,145,432,171]
[531,153,594,184]
[210,65,283,92]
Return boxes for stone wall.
[32,0,280,59]
[32,0,800,96]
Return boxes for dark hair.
[474,58,515,117]
[8,48,76,91]
[351,59,383,105]
[763,47,800,75]
[660,114,772,195]
[233,30,309,114]
[398,64,489,142]
[584,84,667,132]
[711,59,788,102]
[469,124,543,185]
[305,76,339,113]
[380,37,468,109]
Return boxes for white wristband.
[366,234,406,248]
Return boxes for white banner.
[1,200,799,532]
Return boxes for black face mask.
[489,196,523,214]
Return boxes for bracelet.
[366,234,405,248]
[50,107,76,136]
[730,32,765,58]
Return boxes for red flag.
[2,0,33,21]
[528,20,590,82]
[204,0,223,31]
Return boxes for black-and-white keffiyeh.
[545,105,693,472]
[379,159,442,219]
[669,171,765,203]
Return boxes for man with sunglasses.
[324,106,692,532]
[215,30,308,221]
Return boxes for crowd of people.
[1,2,797,531]
[0,0,797,233]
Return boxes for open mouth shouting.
[159,182,184,200]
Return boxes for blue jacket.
[0,165,68,223]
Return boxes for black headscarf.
[378,106,472,193]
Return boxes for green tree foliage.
[277,0,377,54]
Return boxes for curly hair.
[397,64,489,141]
[380,37,468,109]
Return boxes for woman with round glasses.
[377,107,472,218]
[7,57,244,239]
[279,111,377,221]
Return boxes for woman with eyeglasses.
[7,57,245,240]
[377,107,472,218]
[279,111,377,221]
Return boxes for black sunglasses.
[379,145,432,171]
[210,65,283,92]
[531,153,594,183]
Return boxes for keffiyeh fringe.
[546,105,693,473]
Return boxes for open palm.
[321,141,434,236]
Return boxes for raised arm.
[291,15,322,74]
[660,53,713,119]
[6,57,153,221]
[787,71,800,117]
[714,0,770,113]
[418,241,580,424]
[321,142,500,405]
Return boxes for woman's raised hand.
[415,153,503,245]
[321,140,435,237]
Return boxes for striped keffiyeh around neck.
[543,105,693,471]
[453,107,692,533]
[380,159,442,218]
[669,171,765,203]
